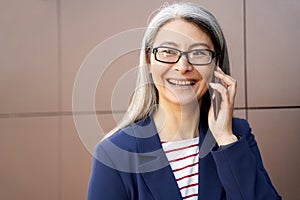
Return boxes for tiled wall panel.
[0,0,59,113]
[61,0,161,112]
[233,109,246,119]
[248,109,300,199]
[0,117,60,200]
[61,116,92,200]
[246,0,300,107]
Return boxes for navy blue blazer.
[87,116,281,199]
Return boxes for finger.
[214,71,236,86]
[209,82,230,107]
[214,67,237,101]
[217,66,225,74]
[216,67,236,83]
[214,71,237,101]
[217,67,229,76]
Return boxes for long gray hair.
[106,2,230,137]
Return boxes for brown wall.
[1,0,299,199]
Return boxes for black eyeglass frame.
[151,46,216,66]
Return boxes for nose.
[173,54,193,73]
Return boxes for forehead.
[153,19,214,49]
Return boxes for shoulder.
[94,116,155,155]
[92,120,144,173]
[92,116,163,173]
[95,122,141,154]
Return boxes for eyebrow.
[158,41,211,49]
[190,42,211,49]
[159,41,179,47]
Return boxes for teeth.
[168,79,196,86]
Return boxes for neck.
[153,99,201,141]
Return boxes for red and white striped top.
[162,137,199,199]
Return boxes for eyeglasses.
[152,46,215,66]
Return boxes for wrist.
[216,133,238,146]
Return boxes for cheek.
[149,58,169,81]
[196,66,214,84]
[150,64,166,84]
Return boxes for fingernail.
[209,82,217,88]
[214,71,221,76]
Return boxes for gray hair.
[106,2,230,137]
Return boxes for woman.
[87,2,281,199]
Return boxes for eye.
[191,50,208,56]
[157,47,178,57]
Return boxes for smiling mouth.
[167,79,197,86]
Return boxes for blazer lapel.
[141,166,182,200]
[199,119,223,199]
[134,117,182,200]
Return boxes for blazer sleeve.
[211,118,282,200]
[87,143,129,200]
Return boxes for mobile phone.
[211,69,221,120]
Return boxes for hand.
[208,67,238,146]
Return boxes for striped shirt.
[162,137,199,199]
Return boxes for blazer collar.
[134,116,222,200]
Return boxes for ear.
[146,47,151,63]
[146,54,151,65]
[146,49,152,73]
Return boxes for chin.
[164,93,200,106]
